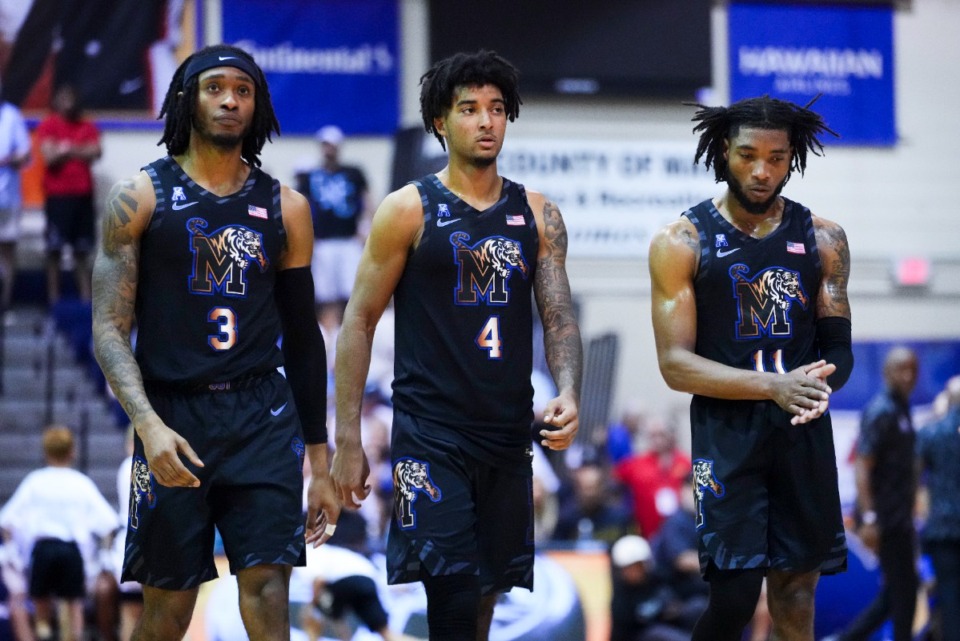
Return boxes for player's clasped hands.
[772,360,838,426]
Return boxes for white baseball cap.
[611,535,652,568]
[316,125,344,146]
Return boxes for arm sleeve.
[816,316,853,390]
[275,266,328,444]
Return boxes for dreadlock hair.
[419,50,522,151]
[157,44,280,167]
[689,95,839,183]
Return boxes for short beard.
[194,118,248,151]
[726,168,788,215]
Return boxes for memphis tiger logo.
[729,263,809,339]
[187,217,268,297]
[692,459,725,529]
[450,231,529,305]
[128,456,157,530]
[393,458,442,529]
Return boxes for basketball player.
[330,50,583,641]
[91,44,338,641]
[649,95,854,641]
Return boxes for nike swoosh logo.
[716,247,741,258]
[270,403,288,417]
[437,218,461,227]
[171,201,199,211]
[219,56,238,61]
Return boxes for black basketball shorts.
[121,371,307,589]
[387,410,534,595]
[690,398,847,577]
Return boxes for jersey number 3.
[208,307,237,351]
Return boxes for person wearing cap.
[91,44,338,641]
[609,534,692,641]
[294,124,370,332]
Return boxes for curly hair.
[157,44,280,167]
[689,95,839,183]
[419,50,522,150]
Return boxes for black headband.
[183,51,261,86]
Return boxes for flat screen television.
[428,0,713,98]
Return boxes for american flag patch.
[506,214,524,226]
[248,205,268,219]
[786,241,805,254]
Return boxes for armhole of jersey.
[799,203,823,278]
[270,177,286,247]
[142,163,165,231]
[683,207,709,282]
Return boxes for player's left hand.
[540,389,579,450]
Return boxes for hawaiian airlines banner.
[729,2,895,146]
[222,0,398,135]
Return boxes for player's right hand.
[330,443,371,508]
[138,418,203,487]
[773,360,835,425]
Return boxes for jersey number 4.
[475,315,503,359]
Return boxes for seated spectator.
[609,534,693,641]
[615,417,691,539]
[553,462,634,545]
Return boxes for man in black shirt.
[834,346,919,641]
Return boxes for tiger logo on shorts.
[129,456,157,530]
[692,458,725,529]
[393,458,442,529]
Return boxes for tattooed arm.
[92,173,203,487]
[813,216,852,321]
[649,216,831,418]
[528,193,583,451]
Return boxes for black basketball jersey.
[392,175,540,449]
[685,197,822,376]
[134,156,286,384]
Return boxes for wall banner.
[729,2,895,146]
[222,0,398,136]
[495,138,718,258]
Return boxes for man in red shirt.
[614,417,692,538]
[36,85,101,306]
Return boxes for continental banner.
[223,0,399,135]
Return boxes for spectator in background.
[651,473,706,609]
[832,346,920,641]
[0,425,119,641]
[615,417,691,539]
[609,534,693,641]
[0,88,31,317]
[294,125,370,333]
[553,461,633,546]
[0,536,32,641]
[36,84,101,307]
[606,402,648,465]
[916,374,960,641]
